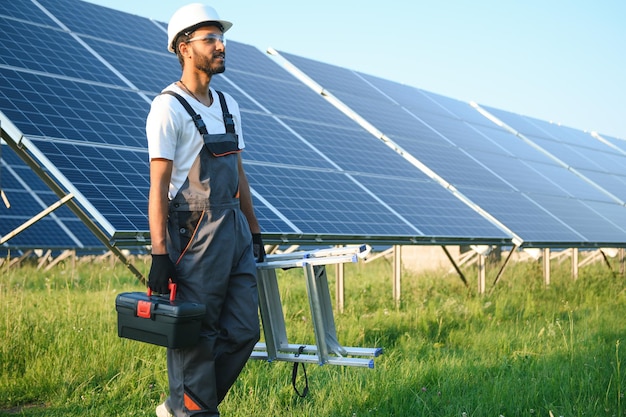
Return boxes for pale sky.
[86,0,626,139]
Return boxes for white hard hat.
[167,3,232,53]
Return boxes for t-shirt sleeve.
[146,94,179,160]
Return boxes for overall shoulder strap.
[215,91,236,135]
[160,90,208,135]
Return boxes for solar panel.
[527,194,626,244]
[276,51,626,246]
[202,43,511,242]
[0,19,125,86]
[27,139,149,234]
[1,0,58,25]
[459,188,586,244]
[0,68,147,146]
[480,106,626,203]
[43,0,166,52]
[1,0,512,251]
[245,165,418,238]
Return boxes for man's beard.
[195,52,226,75]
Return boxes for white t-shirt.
[146,83,245,199]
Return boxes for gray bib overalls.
[162,91,260,416]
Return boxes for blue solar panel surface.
[28,139,150,233]
[482,107,626,203]
[278,51,626,246]
[0,0,513,249]
[43,0,166,52]
[0,68,147,146]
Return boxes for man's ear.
[177,41,187,56]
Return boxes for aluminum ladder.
[252,245,383,368]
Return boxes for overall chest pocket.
[197,132,240,199]
[203,132,240,158]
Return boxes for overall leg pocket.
[177,211,204,256]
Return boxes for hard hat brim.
[168,20,232,53]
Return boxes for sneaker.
[156,402,173,417]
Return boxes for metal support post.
[571,248,578,280]
[393,245,401,304]
[477,254,486,294]
[543,248,551,285]
[335,261,345,313]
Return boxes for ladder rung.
[250,350,375,368]
[254,342,382,358]
[262,245,367,262]
[257,254,357,270]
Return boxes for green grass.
[1,252,625,416]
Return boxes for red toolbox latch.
[137,300,153,319]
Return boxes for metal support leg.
[442,245,469,287]
[0,193,74,245]
[491,244,517,287]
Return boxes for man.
[146,3,264,416]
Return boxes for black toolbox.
[115,284,206,349]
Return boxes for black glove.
[252,233,265,263]
[148,254,177,294]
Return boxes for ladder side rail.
[256,268,288,361]
[313,265,347,356]
[303,262,330,364]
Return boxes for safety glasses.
[186,33,226,46]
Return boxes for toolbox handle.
[147,281,177,302]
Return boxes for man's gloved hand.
[252,233,265,263]
[148,254,177,294]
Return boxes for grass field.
[0,251,625,416]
